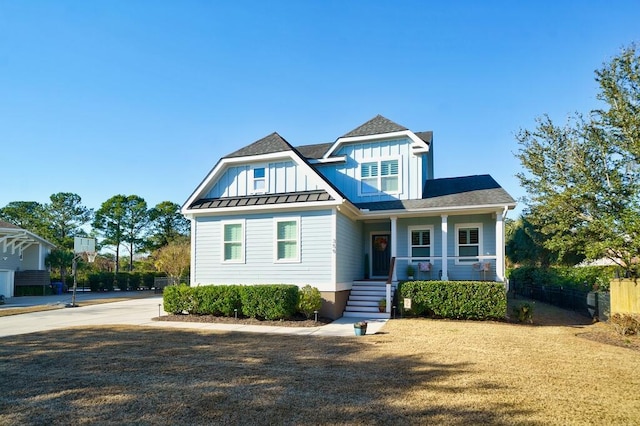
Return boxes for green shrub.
[128,273,142,290]
[241,285,299,320]
[115,273,129,291]
[88,274,101,292]
[191,285,243,316]
[399,281,506,320]
[142,272,155,290]
[163,284,194,314]
[297,285,322,319]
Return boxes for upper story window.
[360,158,399,195]
[251,166,266,193]
[455,223,482,264]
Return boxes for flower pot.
[354,326,366,336]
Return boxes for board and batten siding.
[206,161,320,198]
[316,138,428,204]
[335,211,363,290]
[193,210,335,291]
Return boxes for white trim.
[454,223,483,265]
[390,217,397,282]
[331,208,337,283]
[495,210,505,282]
[357,156,402,197]
[407,225,435,263]
[221,219,246,264]
[190,218,197,284]
[441,215,449,281]
[324,130,429,158]
[356,203,516,219]
[308,155,347,164]
[273,217,301,263]
[249,164,268,194]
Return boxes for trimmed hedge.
[399,280,506,320]
[162,284,303,320]
[241,285,299,320]
[509,265,613,292]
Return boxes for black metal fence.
[511,279,609,320]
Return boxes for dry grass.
[0,304,639,425]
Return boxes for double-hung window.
[409,226,433,260]
[222,220,245,263]
[456,224,482,263]
[275,218,300,262]
[360,159,399,195]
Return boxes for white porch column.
[495,210,505,282]
[441,214,449,281]
[390,216,397,283]
[190,217,197,285]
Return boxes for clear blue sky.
[1,1,639,218]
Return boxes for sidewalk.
[0,295,387,338]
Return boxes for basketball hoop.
[86,252,97,263]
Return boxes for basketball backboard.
[73,237,96,254]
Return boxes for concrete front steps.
[342,280,391,319]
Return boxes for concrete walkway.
[0,295,387,338]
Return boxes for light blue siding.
[206,161,320,198]
[335,212,363,284]
[316,137,428,203]
[193,210,334,288]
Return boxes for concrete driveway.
[0,294,387,338]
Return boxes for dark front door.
[371,234,391,277]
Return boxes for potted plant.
[406,264,415,280]
[353,321,368,336]
[378,298,387,312]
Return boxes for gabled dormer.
[182,132,346,216]
[306,115,434,204]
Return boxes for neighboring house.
[182,115,516,319]
[0,221,56,298]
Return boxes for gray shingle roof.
[355,175,515,211]
[341,115,408,138]
[224,132,293,158]
[295,142,333,159]
[189,190,334,210]
[415,131,433,145]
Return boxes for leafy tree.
[0,201,48,236]
[516,45,640,274]
[93,195,128,273]
[45,249,75,285]
[146,201,190,251]
[121,195,150,271]
[44,192,93,248]
[153,240,190,283]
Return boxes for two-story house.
[182,115,516,319]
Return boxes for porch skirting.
[320,290,350,320]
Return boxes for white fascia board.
[357,203,517,219]
[0,229,56,249]
[185,200,342,217]
[307,155,347,164]
[323,130,429,158]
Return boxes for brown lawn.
[0,303,638,425]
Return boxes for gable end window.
[360,158,399,195]
[274,218,300,262]
[455,224,482,264]
[222,221,245,263]
[251,167,266,193]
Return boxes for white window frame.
[273,217,301,263]
[408,225,434,262]
[250,165,268,194]
[455,223,483,265]
[358,157,401,196]
[221,219,245,263]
